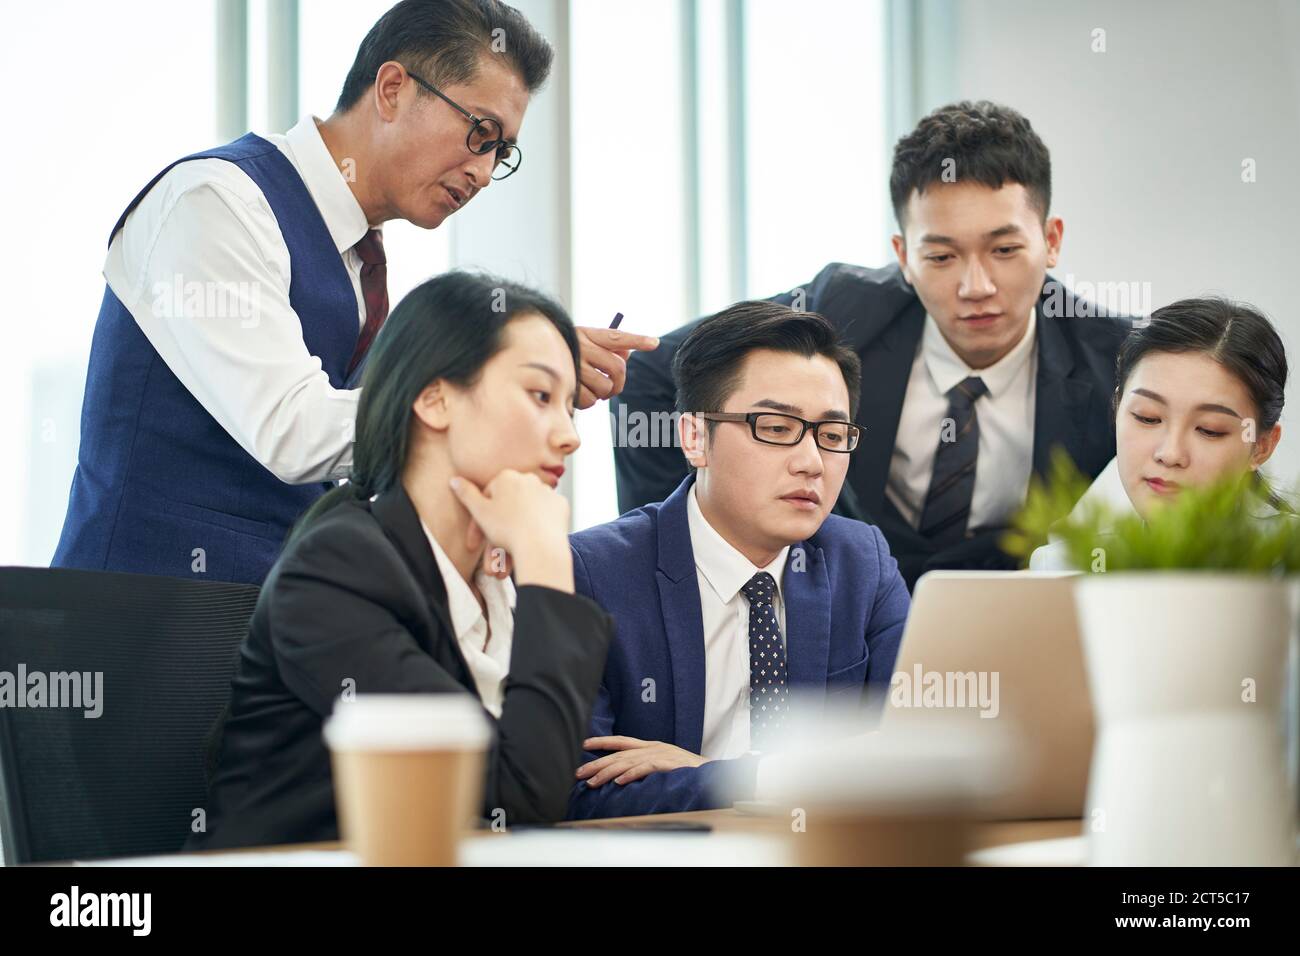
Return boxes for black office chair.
[0,566,258,864]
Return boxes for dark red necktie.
[347,228,389,376]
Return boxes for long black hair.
[1114,296,1288,507]
[290,270,579,543]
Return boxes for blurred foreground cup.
[324,694,490,866]
[758,702,1014,866]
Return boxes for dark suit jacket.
[612,262,1133,589]
[566,475,910,819]
[188,484,613,850]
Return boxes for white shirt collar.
[687,484,790,605]
[418,520,516,646]
[283,115,372,254]
[922,306,1037,399]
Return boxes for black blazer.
[188,484,613,850]
[612,262,1134,589]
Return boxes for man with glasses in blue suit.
[567,302,910,820]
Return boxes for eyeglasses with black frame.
[698,412,862,453]
[404,68,521,181]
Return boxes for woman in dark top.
[189,271,613,849]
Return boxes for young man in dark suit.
[612,101,1133,589]
[567,304,910,820]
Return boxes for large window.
[3,0,892,563]
[569,0,692,530]
[568,0,890,530]
[743,0,889,297]
[1,1,218,566]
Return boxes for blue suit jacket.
[567,476,910,819]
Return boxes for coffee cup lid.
[322,693,492,751]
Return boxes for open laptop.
[880,571,1094,820]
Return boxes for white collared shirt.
[886,308,1038,532]
[686,485,790,760]
[102,115,371,484]
[419,522,517,718]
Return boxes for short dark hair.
[890,100,1052,230]
[1114,297,1288,432]
[336,0,554,113]
[672,302,862,430]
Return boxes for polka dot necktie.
[741,571,788,748]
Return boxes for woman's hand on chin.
[461,511,513,580]
[477,543,513,580]
[449,470,574,593]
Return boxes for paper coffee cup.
[759,709,1012,866]
[323,694,491,866]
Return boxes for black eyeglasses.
[699,412,862,453]
[405,68,521,180]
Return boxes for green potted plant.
[1003,452,1298,866]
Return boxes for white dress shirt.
[885,308,1038,532]
[102,115,371,484]
[1029,457,1129,571]
[686,485,789,760]
[420,522,517,719]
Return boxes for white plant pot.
[1075,573,1297,866]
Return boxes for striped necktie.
[918,375,989,546]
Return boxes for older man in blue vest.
[53,0,653,585]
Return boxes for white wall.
[937,0,1300,479]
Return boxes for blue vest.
[52,134,360,585]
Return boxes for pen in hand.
[573,312,655,410]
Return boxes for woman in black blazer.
[189,272,613,850]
